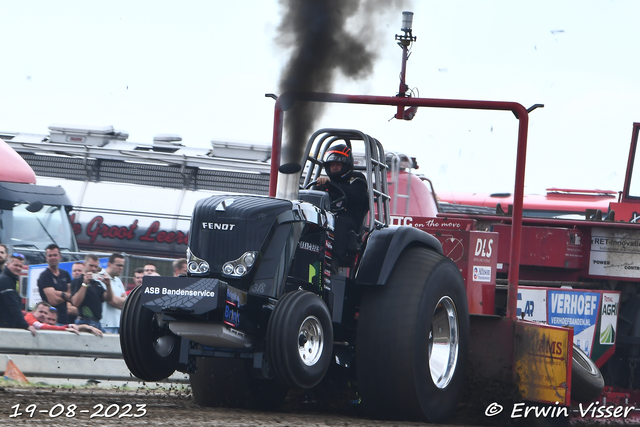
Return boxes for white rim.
[298,315,324,366]
[428,296,459,389]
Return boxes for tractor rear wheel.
[356,247,470,423]
[120,285,178,381]
[266,290,333,390]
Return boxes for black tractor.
[120,128,470,423]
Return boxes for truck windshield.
[0,203,77,251]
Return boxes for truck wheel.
[120,285,178,381]
[571,344,604,403]
[266,290,333,390]
[190,357,288,410]
[356,247,469,423]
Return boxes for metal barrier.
[0,329,189,384]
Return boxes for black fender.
[355,226,443,286]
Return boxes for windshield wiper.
[33,216,59,248]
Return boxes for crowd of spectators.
[0,244,188,337]
[0,243,7,271]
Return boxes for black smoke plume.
[277,0,410,165]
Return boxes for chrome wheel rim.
[298,315,324,366]
[428,296,459,388]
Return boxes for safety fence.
[0,329,189,385]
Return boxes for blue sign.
[548,290,600,337]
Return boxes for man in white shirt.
[98,253,127,334]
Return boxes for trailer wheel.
[356,247,469,423]
[120,285,178,381]
[266,290,333,390]
[189,357,287,410]
[571,344,604,403]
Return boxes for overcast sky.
[1,1,639,195]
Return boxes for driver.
[314,144,368,270]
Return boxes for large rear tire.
[266,290,333,390]
[120,285,178,381]
[356,247,470,423]
[189,357,288,410]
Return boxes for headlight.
[187,248,210,275]
[242,252,255,267]
[223,263,235,275]
[222,251,258,277]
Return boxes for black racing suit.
[0,266,30,330]
[314,171,369,268]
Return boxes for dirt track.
[2,383,617,426]
[0,384,454,427]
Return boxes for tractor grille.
[189,195,292,272]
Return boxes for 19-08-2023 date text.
[9,403,147,419]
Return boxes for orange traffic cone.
[3,359,29,383]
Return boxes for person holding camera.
[98,253,127,334]
[71,254,113,333]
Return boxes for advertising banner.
[517,286,620,365]
[515,321,572,405]
[590,227,640,278]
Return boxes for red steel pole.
[269,92,529,322]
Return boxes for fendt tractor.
[120,12,633,423]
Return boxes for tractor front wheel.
[120,286,178,381]
[266,290,333,390]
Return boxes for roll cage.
[300,128,391,232]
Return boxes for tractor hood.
[189,195,293,274]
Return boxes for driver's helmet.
[323,144,353,181]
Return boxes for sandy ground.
[1,382,622,427]
[0,384,452,427]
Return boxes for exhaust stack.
[276,161,302,201]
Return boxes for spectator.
[71,261,84,280]
[0,253,36,336]
[25,302,79,334]
[0,243,8,271]
[99,253,127,334]
[44,308,57,325]
[133,267,144,287]
[37,244,73,324]
[44,305,103,337]
[67,261,85,325]
[173,258,187,277]
[143,263,157,275]
[127,267,144,295]
[71,254,112,333]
